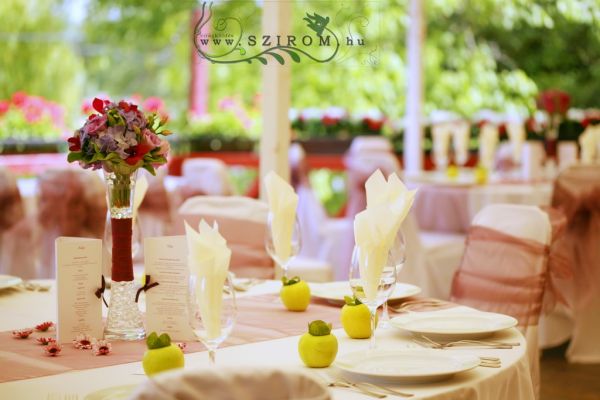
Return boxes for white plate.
[335,349,479,383]
[390,311,518,340]
[0,275,22,290]
[310,281,421,305]
[84,384,138,400]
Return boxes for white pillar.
[404,0,425,173]
[259,2,292,199]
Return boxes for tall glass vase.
[104,170,145,340]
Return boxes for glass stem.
[381,301,390,328]
[369,306,377,350]
[209,349,216,365]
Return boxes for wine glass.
[380,230,406,328]
[265,213,302,279]
[188,273,237,365]
[349,243,398,350]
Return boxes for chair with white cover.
[449,204,559,399]
[130,367,330,400]
[176,196,332,282]
[397,210,465,300]
[552,164,600,363]
[0,168,27,276]
[176,158,234,205]
[138,167,174,238]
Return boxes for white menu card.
[144,236,195,341]
[55,237,104,343]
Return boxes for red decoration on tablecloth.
[72,334,93,350]
[92,340,112,356]
[44,343,62,357]
[36,337,56,345]
[35,322,54,332]
[176,342,187,352]
[111,218,134,282]
[12,329,33,339]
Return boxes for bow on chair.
[95,275,108,307]
[136,275,160,303]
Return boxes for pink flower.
[12,329,33,339]
[11,92,27,107]
[72,334,93,349]
[35,321,54,332]
[157,139,170,156]
[45,343,62,357]
[83,114,107,136]
[92,339,111,356]
[143,97,164,113]
[0,100,10,115]
[37,337,56,345]
[142,129,162,148]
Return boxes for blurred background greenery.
[1,0,599,126]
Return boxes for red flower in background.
[11,92,27,107]
[537,89,570,115]
[363,117,384,131]
[0,100,9,116]
[322,115,340,126]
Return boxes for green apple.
[142,332,184,376]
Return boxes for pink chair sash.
[451,223,567,326]
[0,169,24,232]
[552,165,600,307]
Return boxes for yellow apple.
[298,320,338,368]
[280,276,311,311]
[142,332,184,376]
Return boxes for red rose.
[83,114,107,136]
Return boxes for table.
[0,280,534,399]
[407,172,553,233]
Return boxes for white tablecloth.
[0,280,535,399]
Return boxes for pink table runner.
[0,294,344,383]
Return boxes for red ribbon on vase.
[111,218,134,282]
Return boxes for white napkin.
[133,175,148,222]
[579,126,599,163]
[451,121,470,166]
[264,171,299,262]
[506,122,526,163]
[479,124,499,169]
[432,123,451,168]
[355,170,416,301]
[185,219,231,339]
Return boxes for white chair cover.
[453,204,553,399]
[130,367,330,400]
[180,158,233,198]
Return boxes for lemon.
[298,320,338,368]
[142,332,184,376]
[280,276,310,311]
[340,296,375,339]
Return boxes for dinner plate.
[335,349,479,383]
[84,384,138,400]
[310,281,421,305]
[390,311,518,340]
[0,275,22,290]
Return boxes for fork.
[416,335,520,349]
[389,300,447,313]
[325,380,387,398]
[479,356,501,368]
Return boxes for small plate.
[311,281,421,305]
[84,384,138,400]
[335,349,479,383]
[0,275,22,290]
[390,311,518,340]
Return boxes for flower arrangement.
[67,98,171,175]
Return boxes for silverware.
[479,356,501,368]
[416,335,519,350]
[326,380,387,398]
[353,381,414,397]
[390,300,447,313]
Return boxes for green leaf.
[256,56,267,65]
[344,295,362,306]
[268,52,285,65]
[282,276,301,286]
[142,163,156,176]
[308,320,332,336]
[281,48,301,63]
[67,152,83,163]
[146,332,171,349]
